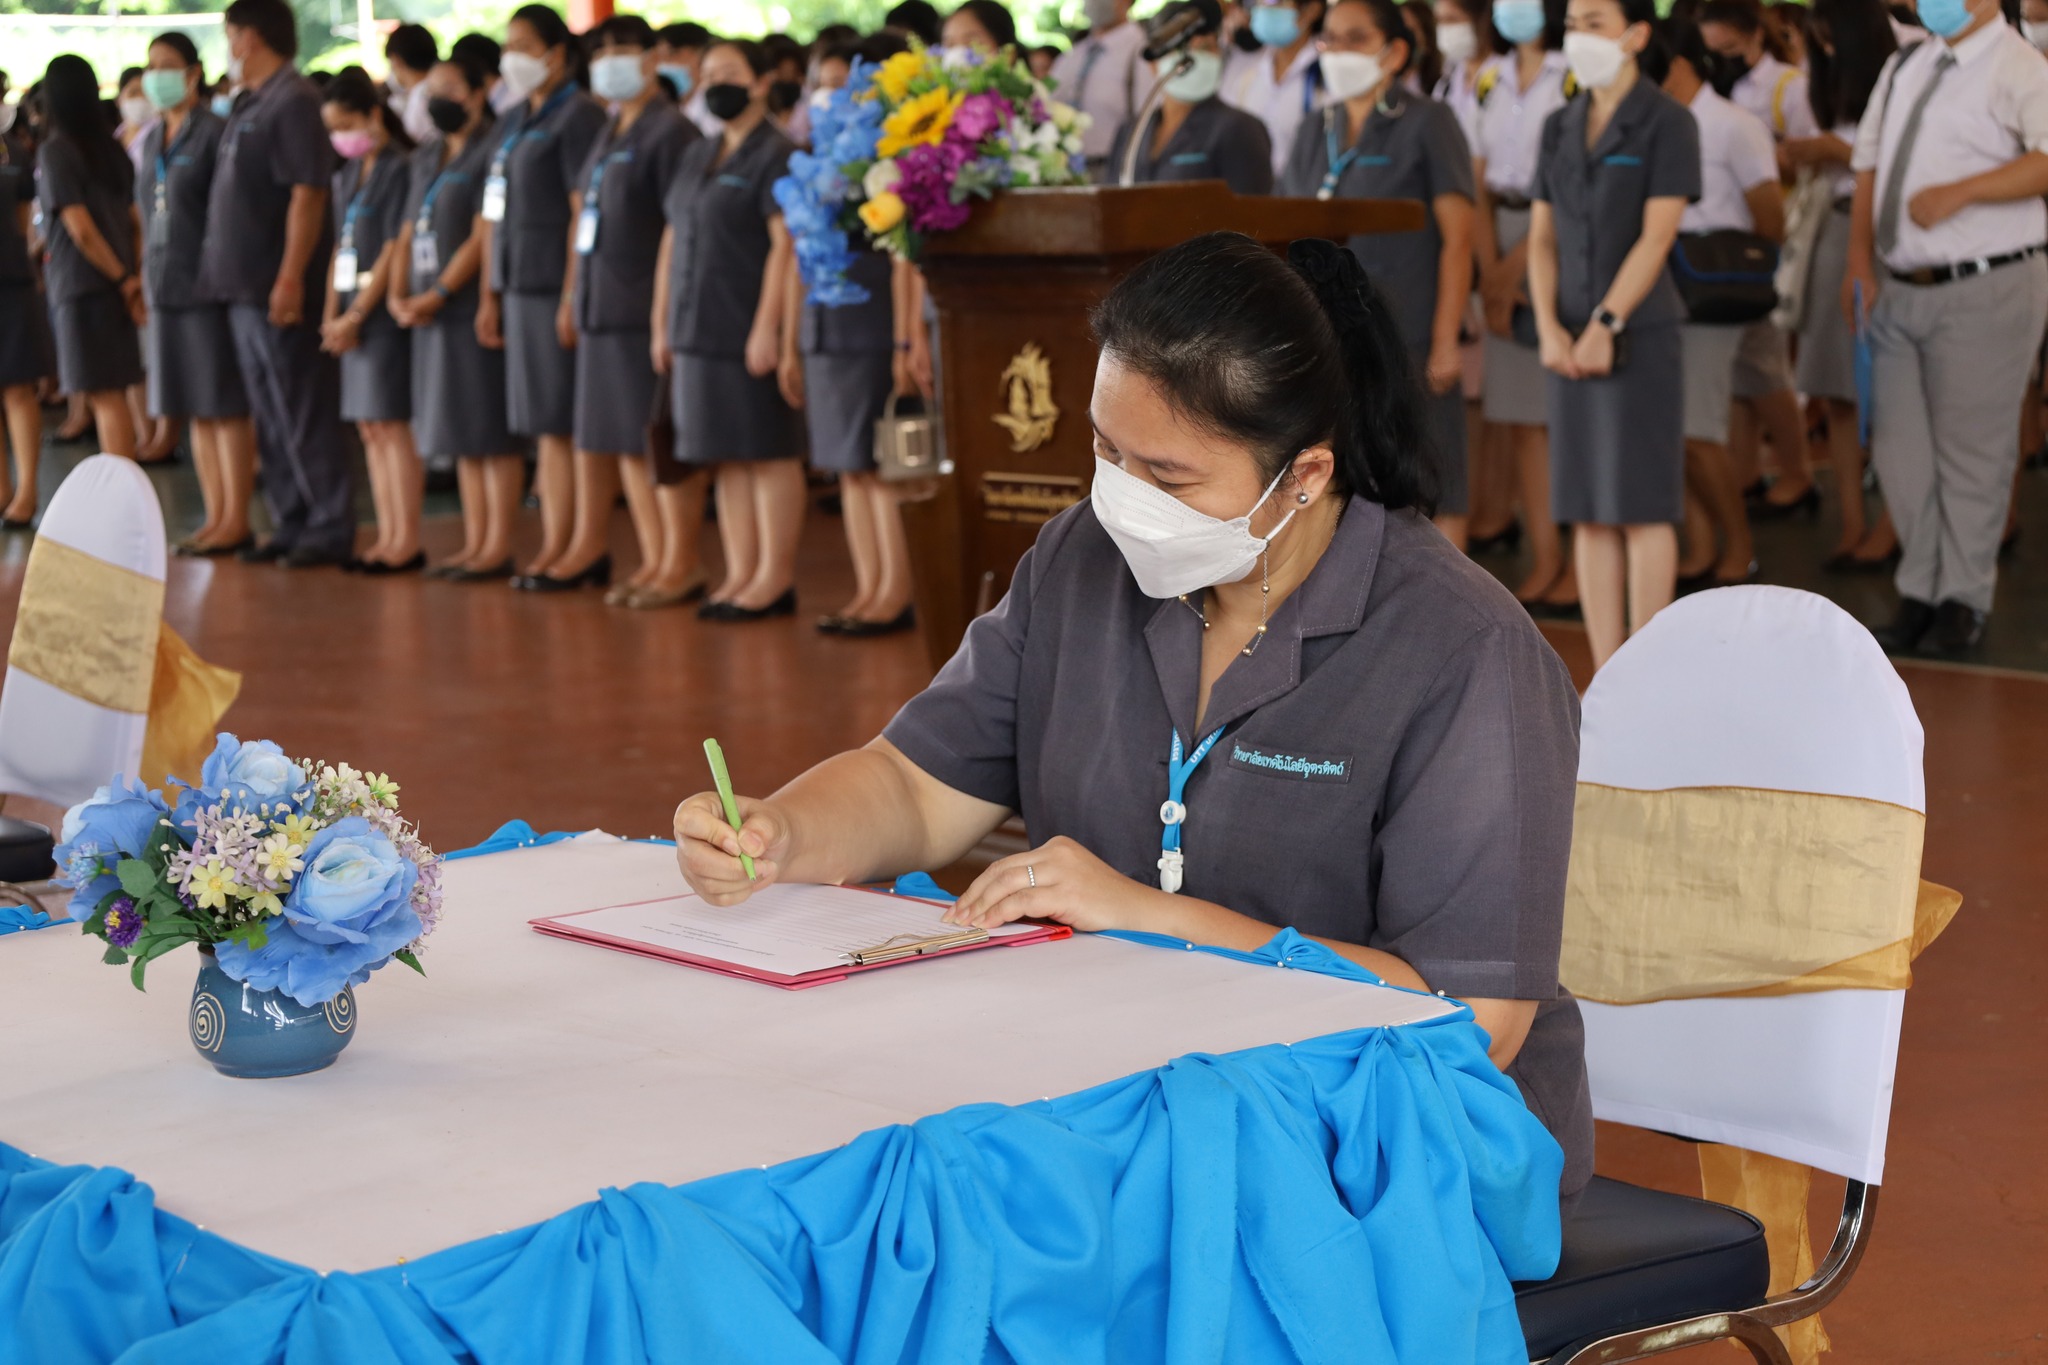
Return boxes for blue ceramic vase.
[189,946,356,1078]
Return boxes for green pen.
[703,738,757,881]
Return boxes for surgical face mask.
[1492,0,1547,45]
[211,92,236,118]
[1436,20,1478,66]
[226,54,245,84]
[658,62,694,96]
[1090,456,1301,598]
[1319,49,1386,101]
[1563,30,1629,89]
[427,96,470,133]
[499,49,550,101]
[330,128,374,158]
[1249,4,1302,47]
[2025,17,2048,48]
[704,81,752,121]
[1157,48,1224,100]
[119,96,153,129]
[591,53,647,102]
[142,68,189,111]
[399,82,435,143]
[1918,0,1974,36]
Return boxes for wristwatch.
[1592,305,1627,335]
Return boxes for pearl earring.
[1296,492,1310,504]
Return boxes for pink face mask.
[329,129,375,159]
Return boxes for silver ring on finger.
[1026,863,1037,889]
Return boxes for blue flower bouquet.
[52,734,444,1009]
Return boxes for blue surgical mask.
[1249,4,1302,47]
[590,53,647,102]
[211,92,235,117]
[658,63,693,97]
[1492,0,1548,45]
[1917,0,1974,37]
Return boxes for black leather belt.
[1885,244,2047,287]
[1492,192,1533,211]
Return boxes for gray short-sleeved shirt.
[662,121,793,359]
[331,150,410,326]
[199,69,334,307]
[38,134,135,305]
[1108,97,1276,196]
[882,496,1594,1200]
[138,109,227,311]
[0,156,37,286]
[489,86,608,296]
[1280,88,1475,348]
[574,100,697,335]
[800,246,893,355]
[404,133,495,314]
[1532,81,1701,331]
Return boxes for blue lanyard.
[1319,109,1361,199]
[1158,725,1226,894]
[416,164,466,233]
[493,80,578,172]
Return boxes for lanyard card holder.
[574,202,599,256]
[149,180,170,246]
[411,230,440,283]
[482,171,508,223]
[332,246,359,295]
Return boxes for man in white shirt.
[1849,0,2048,655]
[1051,0,1159,176]
[1220,0,1328,175]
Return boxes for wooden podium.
[905,183,1426,673]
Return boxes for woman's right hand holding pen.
[675,793,791,905]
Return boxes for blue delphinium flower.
[773,69,885,307]
[53,777,171,921]
[214,817,422,1007]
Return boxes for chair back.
[1565,586,1924,1185]
[0,456,166,808]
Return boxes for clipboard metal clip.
[843,927,989,966]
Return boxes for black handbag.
[1670,230,1782,324]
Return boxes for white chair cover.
[1575,586,1921,1184]
[0,456,166,809]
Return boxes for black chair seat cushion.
[1516,1176,1772,1359]
[0,815,55,884]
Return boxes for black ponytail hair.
[40,54,124,180]
[509,3,588,86]
[1091,232,1437,514]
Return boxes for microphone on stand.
[1140,0,1224,61]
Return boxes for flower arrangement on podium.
[52,735,443,1077]
[774,44,1091,306]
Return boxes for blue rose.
[53,777,172,921]
[213,817,421,1006]
[196,734,309,817]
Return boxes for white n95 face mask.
[1318,50,1386,103]
[1157,49,1224,102]
[1090,455,1299,599]
[1563,31,1628,90]
[1436,20,1477,67]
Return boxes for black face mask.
[703,82,751,121]
[767,79,802,113]
[1703,50,1751,98]
[1232,23,1264,52]
[427,96,469,134]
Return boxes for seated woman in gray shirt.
[675,232,1594,1209]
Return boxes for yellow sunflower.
[873,49,927,104]
[877,87,961,158]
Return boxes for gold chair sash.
[8,537,163,714]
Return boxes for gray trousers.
[1867,257,2048,613]
[227,306,353,557]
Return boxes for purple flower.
[104,896,143,949]
[948,91,1011,147]
[896,141,975,233]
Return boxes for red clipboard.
[529,887,1072,990]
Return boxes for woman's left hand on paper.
[944,836,1156,933]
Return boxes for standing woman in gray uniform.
[1107,31,1275,194]
[545,14,702,602]
[319,70,420,572]
[138,33,255,554]
[36,55,145,461]
[391,54,521,579]
[0,120,47,527]
[655,39,804,623]
[1280,0,1475,545]
[1528,0,1699,668]
[475,3,606,583]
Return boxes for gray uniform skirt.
[672,354,804,465]
[803,350,892,473]
[574,329,657,455]
[1421,366,1469,515]
[1480,206,1548,427]
[1679,323,1744,445]
[1548,321,1685,525]
[0,284,51,388]
[340,319,411,424]
[1795,205,1856,402]
[413,305,512,458]
[147,305,247,419]
[52,291,142,394]
[504,290,575,438]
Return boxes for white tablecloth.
[0,836,1450,1272]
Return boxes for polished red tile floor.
[1,481,2040,1361]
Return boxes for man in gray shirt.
[200,0,349,568]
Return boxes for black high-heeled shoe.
[1753,485,1821,521]
[447,559,517,583]
[1466,520,1524,555]
[514,555,611,592]
[704,588,796,623]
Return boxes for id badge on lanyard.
[1159,726,1226,895]
[411,228,439,281]
[150,179,170,245]
[332,244,359,294]
[1317,111,1360,203]
[482,165,508,222]
[574,202,599,255]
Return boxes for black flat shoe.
[1675,566,1716,594]
[284,544,353,569]
[0,516,35,532]
[360,552,427,576]
[706,588,796,623]
[516,555,611,592]
[1918,599,1986,656]
[1753,485,1821,521]
[698,598,737,620]
[238,540,288,564]
[835,606,916,638]
[447,559,516,583]
[1466,520,1523,555]
[180,536,254,558]
[815,615,851,634]
[1872,597,1935,654]
[1714,560,1760,587]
